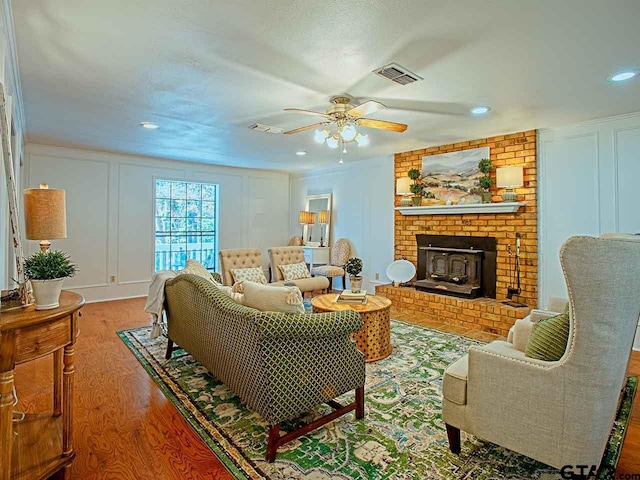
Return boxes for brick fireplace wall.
[379,130,537,335]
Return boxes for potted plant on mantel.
[345,257,364,293]
[477,158,493,203]
[407,168,422,206]
[24,250,78,310]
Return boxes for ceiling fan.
[283,96,407,148]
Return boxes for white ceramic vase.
[349,276,363,293]
[30,278,65,310]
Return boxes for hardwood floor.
[14,297,233,480]
[12,298,640,478]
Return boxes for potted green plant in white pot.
[345,257,364,293]
[25,250,78,310]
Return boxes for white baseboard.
[84,294,147,304]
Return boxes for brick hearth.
[377,285,531,336]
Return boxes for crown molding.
[0,0,26,137]
[538,111,640,134]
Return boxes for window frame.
[152,176,220,273]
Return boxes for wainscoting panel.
[26,153,110,289]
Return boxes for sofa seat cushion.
[525,304,570,361]
[231,266,268,284]
[311,265,345,277]
[443,355,469,405]
[279,262,311,281]
[242,281,305,314]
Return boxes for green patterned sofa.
[163,273,366,462]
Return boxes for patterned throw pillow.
[182,259,213,282]
[231,267,268,285]
[525,304,571,361]
[279,262,311,281]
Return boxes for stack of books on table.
[335,290,368,305]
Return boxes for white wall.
[290,155,395,293]
[0,0,25,290]
[24,144,291,302]
[538,112,640,350]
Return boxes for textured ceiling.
[12,0,640,171]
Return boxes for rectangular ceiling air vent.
[248,123,283,134]
[373,62,423,85]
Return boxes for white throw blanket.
[144,270,177,338]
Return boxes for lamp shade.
[307,212,316,225]
[496,166,524,188]
[396,177,412,195]
[318,209,329,224]
[24,185,67,240]
[299,210,309,224]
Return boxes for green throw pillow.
[524,304,570,361]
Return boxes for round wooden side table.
[311,293,392,362]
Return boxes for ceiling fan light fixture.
[314,129,329,143]
[326,135,340,149]
[355,133,369,146]
[340,123,357,142]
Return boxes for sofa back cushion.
[242,281,305,314]
[182,259,214,281]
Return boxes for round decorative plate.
[386,259,416,284]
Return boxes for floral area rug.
[118,320,636,479]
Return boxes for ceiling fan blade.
[283,122,331,135]
[356,118,407,133]
[284,108,332,119]
[347,100,386,118]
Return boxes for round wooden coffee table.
[311,293,392,362]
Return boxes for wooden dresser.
[0,291,84,480]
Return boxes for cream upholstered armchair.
[268,246,329,295]
[442,235,640,471]
[218,248,264,286]
[310,238,350,290]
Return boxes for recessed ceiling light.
[140,121,159,129]
[609,70,639,82]
[296,150,307,156]
[470,106,491,116]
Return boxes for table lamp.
[318,209,328,247]
[24,183,67,252]
[496,166,523,202]
[299,210,309,245]
[306,212,316,243]
[396,177,412,206]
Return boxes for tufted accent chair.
[268,246,329,295]
[218,248,264,286]
[310,238,350,290]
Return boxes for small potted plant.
[477,158,493,203]
[24,250,78,310]
[345,257,364,293]
[407,168,422,206]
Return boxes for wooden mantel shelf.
[395,202,525,215]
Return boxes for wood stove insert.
[414,234,497,299]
